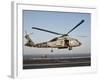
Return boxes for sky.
[23,10,91,56]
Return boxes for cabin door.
[65,40,69,47]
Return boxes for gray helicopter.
[25,20,84,52]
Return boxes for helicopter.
[25,19,85,52]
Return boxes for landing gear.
[69,47,72,50]
[51,48,53,52]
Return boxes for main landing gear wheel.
[51,48,53,52]
[69,47,72,50]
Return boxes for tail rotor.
[24,30,35,47]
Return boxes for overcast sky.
[23,10,91,56]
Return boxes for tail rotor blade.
[25,30,27,35]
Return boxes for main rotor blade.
[77,36,88,37]
[32,27,63,35]
[67,20,84,35]
[62,20,85,37]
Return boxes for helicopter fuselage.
[25,35,81,50]
[25,20,84,50]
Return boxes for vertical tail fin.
[25,34,35,47]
